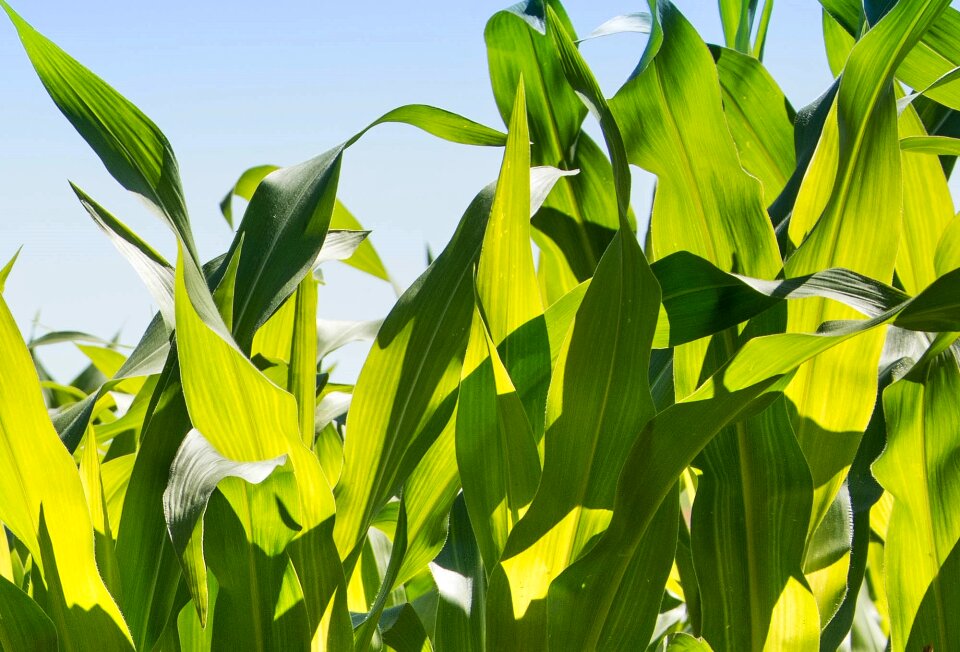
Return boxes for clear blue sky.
[0,1,931,381]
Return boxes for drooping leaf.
[162,429,288,625]
[317,319,383,361]
[577,12,651,42]
[70,183,175,325]
[900,133,960,154]
[173,241,336,612]
[344,103,507,148]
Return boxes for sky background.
[1,1,956,383]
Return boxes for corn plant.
[1,0,960,650]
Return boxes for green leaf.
[174,239,335,525]
[692,397,815,651]
[392,414,461,591]
[227,148,343,350]
[900,133,960,154]
[545,6,631,222]
[352,499,410,650]
[907,537,960,651]
[0,0,198,262]
[538,368,787,650]
[487,223,661,643]
[936,214,960,276]
[289,277,318,446]
[543,279,589,366]
[894,7,960,111]
[0,247,21,293]
[896,65,960,112]
[332,184,485,559]
[333,166,569,561]
[896,103,956,296]
[666,633,715,651]
[162,429,288,625]
[79,426,122,598]
[874,343,960,651]
[456,303,541,571]
[652,251,910,349]
[0,575,58,652]
[380,602,431,652]
[71,183,176,325]
[550,487,678,650]
[218,163,278,228]
[712,46,796,206]
[486,1,624,303]
[718,0,767,55]
[611,2,782,416]
[329,202,392,284]
[822,9,856,76]
[821,1,960,110]
[202,485,311,652]
[344,104,507,148]
[783,0,951,535]
[475,78,550,438]
[612,0,781,276]
[0,290,133,649]
[432,495,485,652]
[113,356,191,650]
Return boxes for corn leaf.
[0,575,58,652]
[173,241,336,612]
[538,370,789,650]
[0,291,132,649]
[0,248,20,293]
[331,187,488,561]
[70,184,175,325]
[896,106,955,296]
[332,166,568,562]
[487,222,660,643]
[432,495,485,652]
[227,148,343,350]
[784,0,951,536]
[874,342,960,651]
[162,429,288,625]
[222,166,392,284]
[475,79,550,438]
[457,304,541,571]
[667,633,715,651]
[900,133,960,154]
[0,0,198,262]
[712,46,796,206]
[486,0,623,303]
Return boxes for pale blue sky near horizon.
[0,1,953,383]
